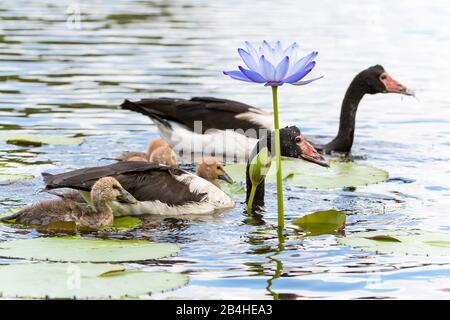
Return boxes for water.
[1,0,449,299]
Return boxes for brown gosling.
[1,177,136,228]
[149,145,178,167]
[118,138,177,166]
[196,156,233,189]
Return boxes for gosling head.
[149,145,178,167]
[196,157,234,187]
[91,177,137,207]
[146,138,170,160]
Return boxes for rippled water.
[0,0,449,299]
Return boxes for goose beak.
[218,170,234,184]
[297,135,329,167]
[380,71,414,96]
[117,189,138,204]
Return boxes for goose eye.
[295,136,301,143]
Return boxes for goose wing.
[42,162,205,206]
[121,97,272,136]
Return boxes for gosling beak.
[218,170,234,184]
[380,71,414,96]
[297,135,329,167]
[116,189,138,204]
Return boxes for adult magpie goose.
[121,65,412,157]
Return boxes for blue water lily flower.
[224,40,321,86]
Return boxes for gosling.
[196,156,233,189]
[0,177,136,228]
[119,138,178,167]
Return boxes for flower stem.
[247,184,257,215]
[271,86,284,232]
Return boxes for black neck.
[325,78,366,153]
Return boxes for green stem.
[246,184,257,215]
[271,86,284,232]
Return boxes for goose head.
[246,126,328,209]
[277,126,328,166]
[196,156,234,187]
[356,65,413,96]
[91,177,137,210]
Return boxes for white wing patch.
[108,172,235,216]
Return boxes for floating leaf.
[365,235,401,242]
[225,159,388,189]
[338,230,450,256]
[219,182,246,199]
[0,132,83,147]
[292,210,346,236]
[0,263,188,299]
[111,216,141,231]
[0,173,35,185]
[0,237,180,262]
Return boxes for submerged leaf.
[0,263,188,299]
[293,210,346,236]
[0,237,180,262]
[36,221,79,234]
[338,230,450,256]
[0,132,83,147]
[225,159,388,189]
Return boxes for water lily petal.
[283,61,316,84]
[238,48,259,73]
[260,55,275,80]
[286,51,318,77]
[223,70,252,82]
[238,66,266,83]
[245,41,260,62]
[261,40,277,65]
[283,42,299,62]
[275,56,290,81]
[292,75,324,85]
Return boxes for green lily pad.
[0,132,83,147]
[0,173,35,184]
[338,230,450,257]
[0,237,180,262]
[225,159,388,189]
[111,216,141,231]
[292,210,346,236]
[0,263,188,299]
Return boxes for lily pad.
[225,159,388,189]
[338,230,450,257]
[292,210,346,236]
[0,263,188,299]
[0,132,83,147]
[0,237,180,262]
[111,216,141,231]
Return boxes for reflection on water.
[0,0,449,299]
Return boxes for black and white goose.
[42,161,235,216]
[121,65,412,157]
[42,126,322,216]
